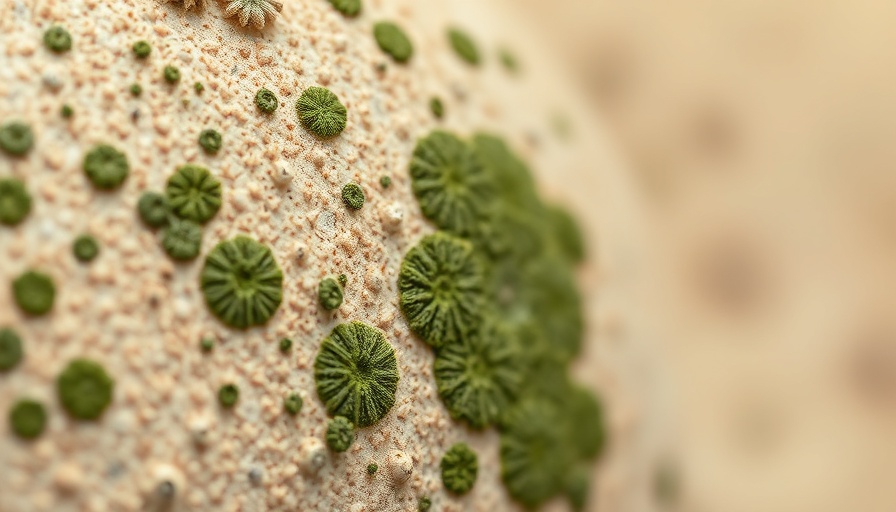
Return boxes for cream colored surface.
[513,1,896,511]
[0,1,647,511]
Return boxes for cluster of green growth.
[72,234,100,262]
[137,192,170,228]
[201,236,283,329]
[440,443,478,494]
[379,176,391,188]
[318,277,344,310]
[326,415,354,452]
[61,104,74,118]
[132,40,151,58]
[218,383,239,408]
[255,88,279,113]
[162,219,202,260]
[9,399,47,439]
[313,322,399,427]
[198,129,223,154]
[57,358,114,420]
[296,86,347,138]
[43,26,72,53]
[283,392,303,415]
[163,65,181,84]
[279,337,293,353]
[12,270,55,316]
[398,129,604,509]
[83,144,129,190]
[166,165,222,224]
[0,121,34,156]
[337,274,348,286]
[366,463,378,475]
[341,182,365,210]
[200,337,215,353]
[373,22,413,63]
[417,496,432,512]
[0,328,23,371]
[326,0,361,17]
[0,178,31,225]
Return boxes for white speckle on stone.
[309,148,326,168]
[315,210,336,239]
[271,159,293,188]
[381,202,403,232]
[42,73,63,91]
[232,189,249,212]
[173,296,192,319]
[297,437,327,474]
[385,450,413,485]
[189,416,212,446]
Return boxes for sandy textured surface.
[0,1,647,511]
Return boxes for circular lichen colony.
[440,443,478,495]
[12,270,55,316]
[200,236,283,329]
[373,21,414,63]
[314,321,399,427]
[0,122,34,156]
[0,328,23,371]
[83,144,129,190]
[165,165,223,224]
[57,358,114,420]
[9,399,47,439]
[0,178,31,226]
[296,86,347,138]
[326,416,354,452]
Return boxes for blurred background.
[511,1,896,512]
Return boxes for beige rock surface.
[0,1,647,511]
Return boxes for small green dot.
[0,178,32,226]
[337,274,348,287]
[0,328,24,371]
[379,176,391,188]
[43,26,72,53]
[318,277,343,311]
[61,104,74,118]
[132,40,151,58]
[83,144,129,190]
[162,218,202,261]
[218,384,239,408]
[130,83,142,96]
[0,122,34,156]
[448,28,480,65]
[198,129,222,154]
[429,97,444,119]
[137,191,170,229]
[12,270,55,316]
[255,88,279,113]
[373,21,414,63]
[163,65,181,84]
[367,463,378,475]
[200,338,214,353]
[279,338,292,353]
[194,82,204,94]
[341,182,365,210]
[283,392,303,415]
[73,234,99,262]
[296,86,347,138]
[57,358,114,420]
[9,399,47,439]
[326,0,361,17]
[418,496,432,512]
[325,416,354,452]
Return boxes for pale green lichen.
[222,0,283,29]
[198,129,223,154]
[255,88,278,113]
[297,86,347,138]
[327,0,361,17]
[374,21,413,63]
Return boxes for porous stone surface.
[0,1,645,511]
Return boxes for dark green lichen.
[165,165,222,224]
[83,144,129,190]
[0,178,32,226]
[9,399,47,439]
[137,191,170,228]
[194,82,204,94]
[318,277,343,311]
[409,130,493,237]
[200,337,214,353]
[380,176,391,188]
[218,383,239,408]
[398,232,485,348]
[418,496,432,512]
[0,328,23,371]
[367,463,378,475]
[61,104,74,118]
[198,129,222,154]
[57,358,114,420]
[12,270,55,316]
[279,337,292,353]
[314,321,399,427]
[434,320,523,429]
[430,97,444,119]
[200,236,284,329]
[448,28,480,65]
[163,65,181,83]
[441,443,478,495]
[132,40,151,58]
[341,182,365,210]
[564,464,591,512]
[326,416,354,452]
[283,392,303,415]
[0,122,34,156]
[162,219,202,261]
[43,26,72,53]
[338,274,348,286]
[296,86,347,138]
[327,0,361,17]
[130,83,142,96]
[255,88,279,113]
[373,21,413,63]
[73,234,99,262]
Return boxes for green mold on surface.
[318,277,343,310]
[165,165,222,224]
[12,270,55,316]
[200,236,283,329]
[398,232,485,348]
[440,442,478,495]
[0,328,23,371]
[57,358,114,420]
[409,130,493,237]
[297,86,347,138]
[325,416,354,452]
[373,21,414,63]
[43,26,72,53]
[0,122,34,156]
[314,321,399,427]
[9,399,47,439]
[0,178,32,226]
[162,218,202,261]
[83,144,129,190]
